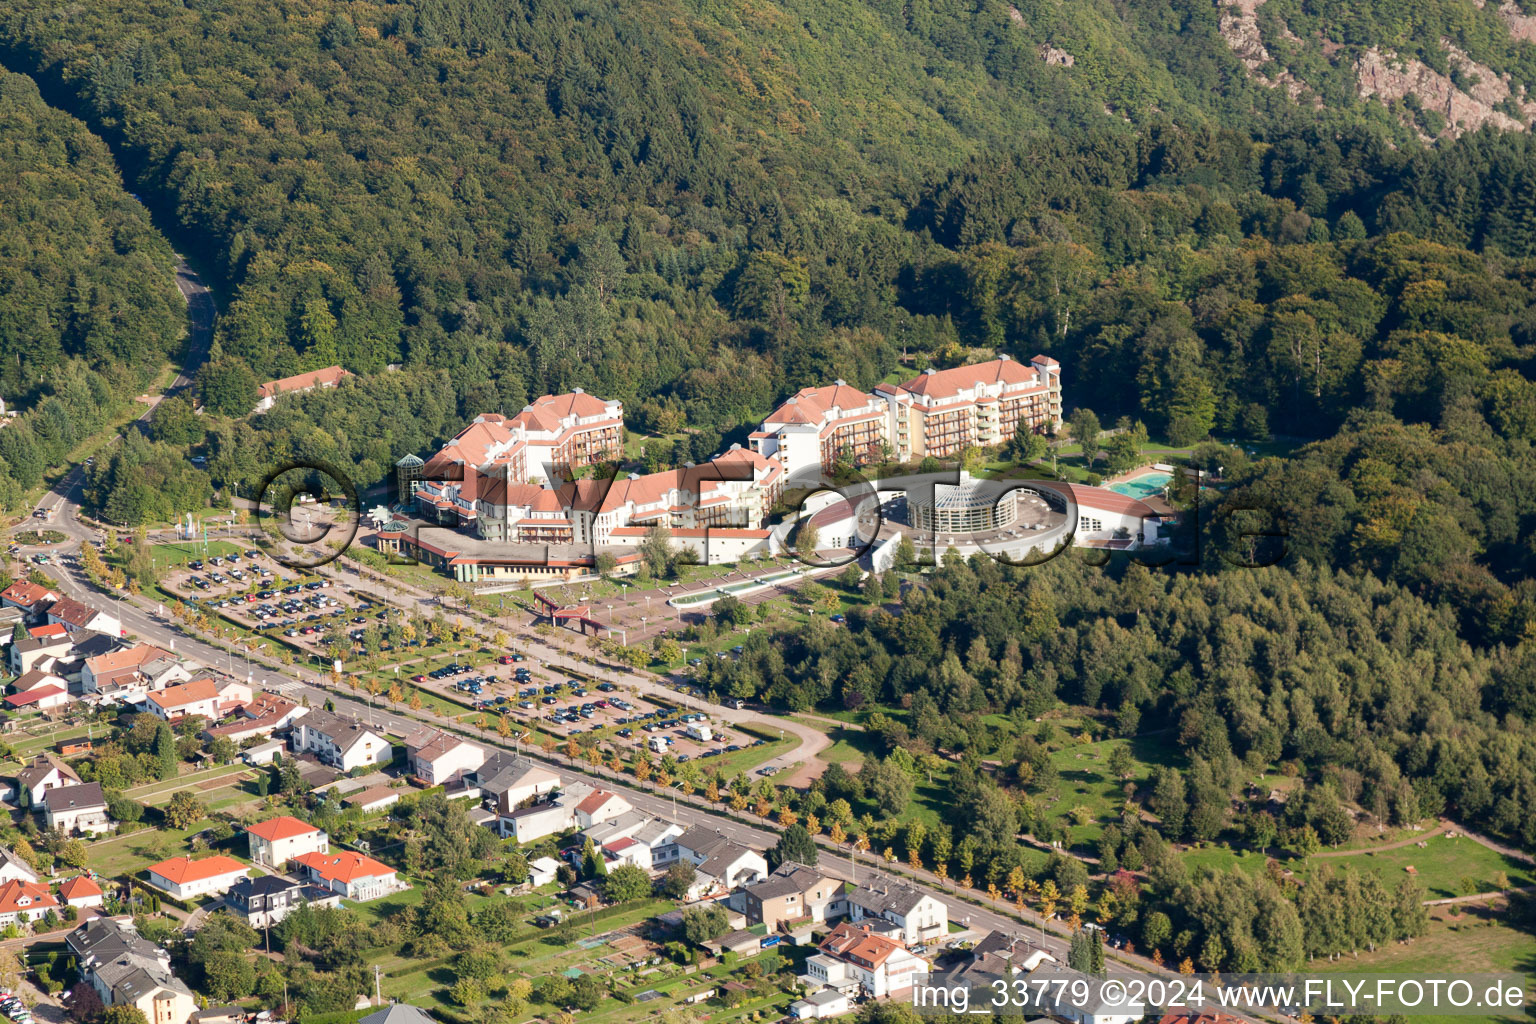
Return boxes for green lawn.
[1296,834,1533,899]
[1312,902,1536,1024]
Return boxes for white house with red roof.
[0,878,59,925]
[58,875,104,910]
[253,365,352,413]
[146,678,222,721]
[800,921,928,998]
[44,597,120,638]
[145,855,249,899]
[0,582,59,616]
[573,789,631,829]
[403,727,486,785]
[82,644,190,704]
[203,691,306,744]
[246,816,329,868]
[290,850,405,901]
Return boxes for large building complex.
[394,387,787,574]
[752,354,1062,477]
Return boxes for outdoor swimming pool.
[1108,471,1170,499]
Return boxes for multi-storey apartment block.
[751,354,1062,475]
[414,390,623,517]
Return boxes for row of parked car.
[1,992,34,1024]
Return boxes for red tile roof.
[291,850,395,883]
[0,582,57,607]
[4,685,66,708]
[58,875,102,901]
[147,855,248,886]
[893,356,1043,400]
[148,677,220,711]
[257,365,351,400]
[246,815,322,841]
[0,879,56,916]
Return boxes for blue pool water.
[1108,472,1170,498]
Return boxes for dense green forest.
[3,0,1535,449]
[0,69,184,507]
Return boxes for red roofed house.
[58,875,104,910]
[290,851,405,901]
[26,623,68,641]
[202,691,306,744]
[253,366,352,413]
[44,597,120,637]
[403,727,486,786]
[573,789,631,829]
[801,921,927,998]
[0,582,59,616]
[246,816,329,869]
[146,678,221,721]
[0,878,59,926]
[145,855,249,899]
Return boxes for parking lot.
[161,549,394,657]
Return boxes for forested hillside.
[0,69,184,508]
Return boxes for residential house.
[0,582,59,617]
[254,366,352,414]
[42,782,111,835]
[226,874,340,927]
[203,692,305,744]
[967,931,1058,975]
[69,917,197,1024]
[0,878,59,925]
[81,644,189,701]
[845,877,948,944]
[45,597,121,638]
[801,921,928,998]
[659,827,768,895]
[145,856,248,900]
[59,875,105,910]
[7,631,72,676]
[15,752,81,807]
[471,753,561,816]
[146,678,222,722]
[740,861,844,931]
[290,850,405,901]
[581,813,684,865]
[574,789,631,829]
[404,727,486,785]
[0,846,38,885]
[290,709,393,772]
[246,816,329,868]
